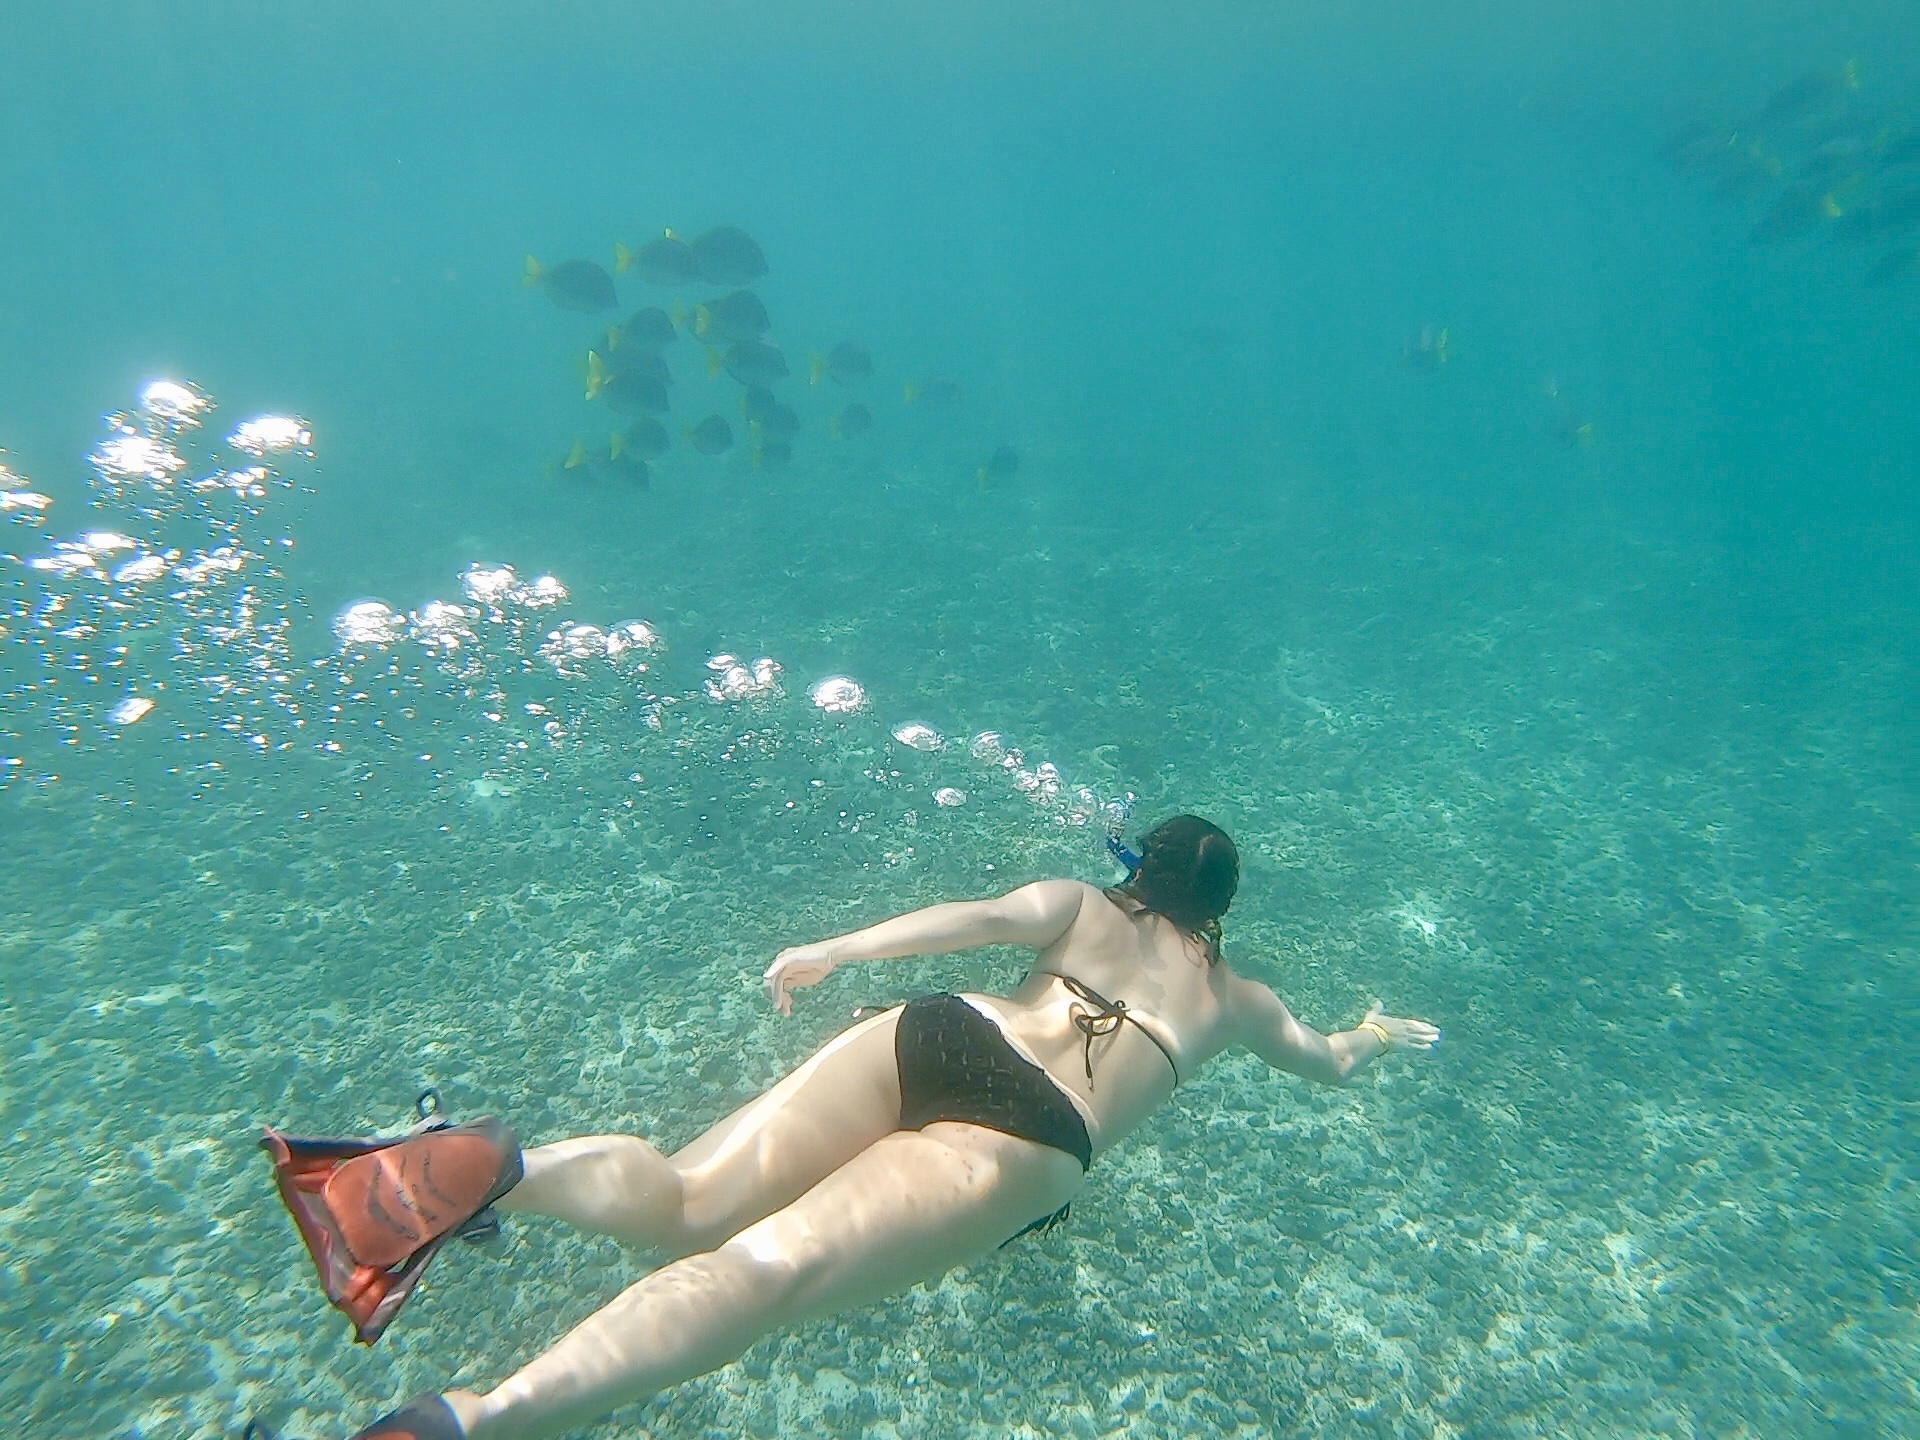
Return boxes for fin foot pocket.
[455,1206,503,1245]
[347,1394,465,1440]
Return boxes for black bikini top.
[1044,972,1182,1088]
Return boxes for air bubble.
[891,722,943,752]
[109,696,156,726]
[809,676,868,714]
[334,601,405,648]
[228,416,313,457]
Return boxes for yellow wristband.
[1359,1020,1394,1052]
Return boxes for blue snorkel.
[1104,830,1142,877]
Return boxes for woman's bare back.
[958,878,1244,1154]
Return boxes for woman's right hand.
[763,943,837,1017]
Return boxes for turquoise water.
[2,4,1915,1436]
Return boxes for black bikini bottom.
[895,993,1092,1172]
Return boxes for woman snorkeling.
[261,815,1439,1440]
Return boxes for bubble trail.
[3,384,1130,849]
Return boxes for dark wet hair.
[1114,815,1239,960]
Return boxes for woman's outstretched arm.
[1228,973,1439,1084]
[763,879,1085,1015]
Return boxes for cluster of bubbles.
[0,380,313,767]
[788,680,1124,829]
[865,715,1117,827]
[704,653,782,704]
[3,382,1133,852]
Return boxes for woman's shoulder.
[1008,879,1134,943]
[1015,876,1121,908]
[989,877,1109,935]
[1207,960,1283,1037]
[1008,877,1111,906]
[1056,878,1131,923]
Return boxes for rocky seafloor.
[3,421,1913,1438]
[4,511,1912,1440]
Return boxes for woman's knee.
[517,1134,686,1247]
[706,1231,817,1326]
[671,1160,760,1253]
[599,1138,686,1242]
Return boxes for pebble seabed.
[3,613,1911,1440]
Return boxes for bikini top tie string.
[1050,973,1181,1088]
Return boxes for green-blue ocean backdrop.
[2,4,1914,1436]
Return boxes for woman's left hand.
[763,943,837,1017]
[1363,1002,1441,1053]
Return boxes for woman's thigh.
[729,1123,1085,1323]
[462,1126,1082,1437]
[667,1004,905,1248]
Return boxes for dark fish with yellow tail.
[1832,187,1920,244]
[579,355,672,416]
[1404,326,1449,370]
[1875,127,1920,171]
[715,339,788,386]
[690,225,768,285]
[1749,181,1842,243]
[617,417,672,459]
[810,341,873,385]
[1749,62,1859,128]
[752,438,793,473]
[1711,153,1780,200]
[609,307,677,351]
[976,444,1019,486]
[586,353,670,417]
[604,450,651,488]
[1660,118,1722,164]
[555,438,598,480]
[524,256,617,312]
[686,415,734,455]
[605,374,670,418]
[563,434,649,483]
[741,384,780,425]
[1662,119,1747,176]
[1865,247,1920,285]
[830,403,873,439]
[616,232,701,286]
[1542,378,1595,448]
[693,289,771,344]
[586,347,671,395]
[742,383,799,439]
[903,374,961,405]
[553,437,628,485]
[1550,411,1596,448]
[748,400,801,442]
[1797,136,1871,188]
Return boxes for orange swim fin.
[260,1101,522,1344]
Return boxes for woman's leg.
[453,1122,1083,1440]
[492,1134,683,1248]
[496,1005,906,1252]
